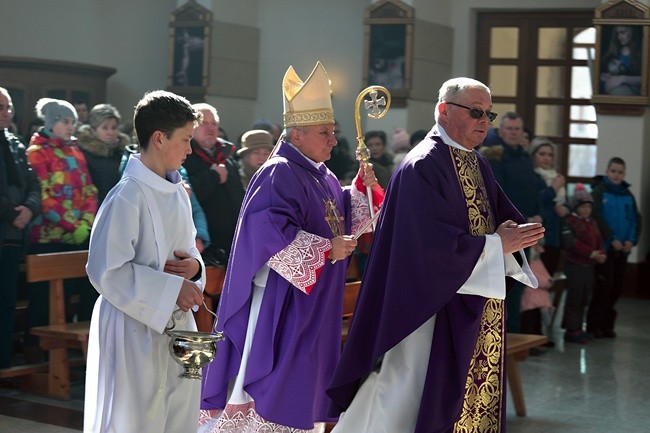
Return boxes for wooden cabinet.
[0,57,116,138]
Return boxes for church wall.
[3,0,649,266]
[1,0,177,128]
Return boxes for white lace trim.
[268,230,331,293]
[198,405,325,433]
[350,187,372,235]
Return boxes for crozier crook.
[354,86,391,229]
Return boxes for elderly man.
[183,103,244,266]
[480,112,542,333]
[0,87,41,368]
[327,77,544,433]
[199,61,382,433]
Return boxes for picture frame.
[363,0,414,107]
[167,1,212,100]
[592,0,650,112]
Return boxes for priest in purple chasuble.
[199,61,384,433]
[326,77,545,433]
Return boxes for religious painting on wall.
[368,24,407,91]
[167,0,212,100]
[363,0,414,106]
[592,0,650,112]
[172,26,207,87]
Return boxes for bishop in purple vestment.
[199,62,382,433]
[326,77,545,433]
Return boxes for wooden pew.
[506,332,548,416]
[18,250,90,400]
[340,280,361,345]
[194,265,226,332]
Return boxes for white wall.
[1,0,177,125]
[253,0,369,143]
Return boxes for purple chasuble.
[201,140,352,429]
[327,130,523,433]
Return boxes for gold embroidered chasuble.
[449,147,506,433]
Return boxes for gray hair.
[435,77,491,122]
[192,102,220,123]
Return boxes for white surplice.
[84,155,205,433]
[332,237,537,433]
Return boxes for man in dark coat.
[0,87,41,368]
[183,103,245,266]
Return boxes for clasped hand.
[496,220,545,255]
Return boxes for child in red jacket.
[561,184,607,343]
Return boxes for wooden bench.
[340,280,361,345]
[506,332,548,416]
[338,281,546,417]
[194,265,226,332]
[18,250,90,400]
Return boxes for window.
[476,11,597,184]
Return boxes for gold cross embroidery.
[324,198,344,237]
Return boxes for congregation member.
[183,103,245,267]
[561,184,606,344]
[588,157,641,338]
[480,111,541,333]
[23,98,98,360]
[236,129,273,189]
[77,103,131,204]
[0,87,41,368]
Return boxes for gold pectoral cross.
[324,198,344,237]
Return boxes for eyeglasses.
[445,102,497,123]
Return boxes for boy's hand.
[164,250,200,279]
[176,279,204,312]
[611,239,624,251]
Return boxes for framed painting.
[363,0,414,107]
[592,0,650,111]
[167,1,212,100]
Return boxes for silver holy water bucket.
[164,302,224,379]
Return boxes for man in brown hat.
[237,129,273,188]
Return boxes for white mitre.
[282,61,334,128]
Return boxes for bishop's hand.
[330,235,357,261]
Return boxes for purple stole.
[449,147,506,433]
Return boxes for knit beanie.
[529,136,556,157]
[571,183,593,210]
[35,98,78,130]
[391,127,410,153]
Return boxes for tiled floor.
[1,296,648,432]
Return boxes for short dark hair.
[133,90,201,150]
[410,129,428,146]
[499,111,521,127]
[364,130,386,145]
[608,156,625,168]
